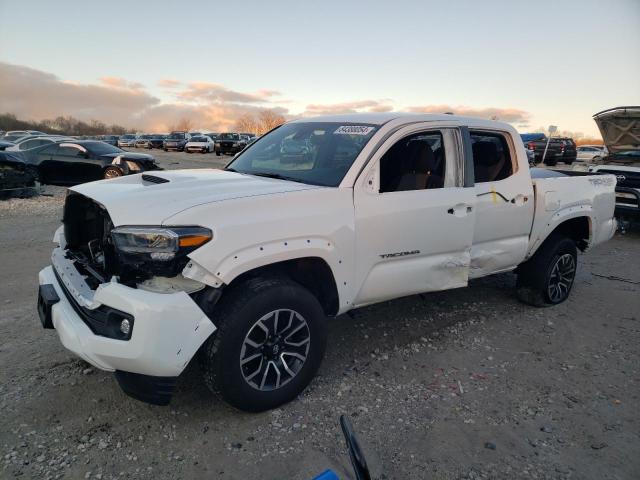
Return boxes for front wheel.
[103,166,123,179]
[516,233,577,307]
[198,276,327,412]
[216,151,221,156]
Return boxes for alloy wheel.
[547,253,576,302]
[239,309,311,391]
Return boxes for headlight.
[111,226,212,260]
[232,142,238,146]
[125,160,141,171]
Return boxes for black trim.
[53,267,134,340]
[459,126,475,188]
[114,371,177,406]
[38,284,59,329]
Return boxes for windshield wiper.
[249,172,307,184]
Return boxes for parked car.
[146,134,166,149]
[3,130,46,139]
[135,135,156,149]
[588,106,640,218]
[185,135,215,153]
[163,131,191,151]
[118,134,138,148]
[20,140,160,185]
[102,135,120,146]
[556,137,577,164]
[0,151,38,198]
[520,133,564,165]
[214,132,246,156]
[6,135,72,151]
[577,145,607,162]
[37,113,616,410]
[204,132,219,141]
[0,140,16,151]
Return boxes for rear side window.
[470,132,514,183]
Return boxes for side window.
[470,131,514,183]
[380,131,446,193]
[40,145,60,155]
[57,145,83,157]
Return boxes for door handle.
[510,194,528,206]
[447,204,472,217]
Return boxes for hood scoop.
[141,174,170,184]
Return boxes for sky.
[1,0,639,136]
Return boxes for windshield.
[191,137,208,142]
[85,141,124,155]
[122,134,136,139]
[219,133,240,140]
[168,133,186,139]
[226,122,378,187]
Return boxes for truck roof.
[289,112,514,130]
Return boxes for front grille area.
[63,193,120,282]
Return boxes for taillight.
[527,142,535,150]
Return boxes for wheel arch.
[528,213,592,259]
[219,256,340,317]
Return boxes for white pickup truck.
[37,113,617,411]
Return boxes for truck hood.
[593,106,640,153]
[70,169,322,226]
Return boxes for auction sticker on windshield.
[334,125,375,135]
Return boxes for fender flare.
[527,207,594,259]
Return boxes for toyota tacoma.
[38,113,617,411]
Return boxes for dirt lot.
[1,150,639,480]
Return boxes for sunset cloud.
[406,104,530,123]
[0,62,535,134]
[0,62,288,132]
[158,78,182,89]
[176,82,281,104]
[0,63,159,126]
[100,76,145,91]
[303,100,393,116]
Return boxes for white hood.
[70,169,321,226]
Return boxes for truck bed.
[528,171,617,257]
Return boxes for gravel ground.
[1,150,639,480]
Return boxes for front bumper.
[614,187,640,216]
[38,248,216,400]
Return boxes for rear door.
[353,124,476,307]
[467,129,534,277]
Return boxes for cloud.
[158,78,182,89]
[0,62,289,132]
[406,104,530,123]
[176,82,281,104]
[303,100,393,116]
[0,62,160,126]
[100,76,145,91]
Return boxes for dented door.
[352,125,476,307]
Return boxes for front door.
[353,126,476,307]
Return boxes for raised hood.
[593,106,640,153]
[70,169,322,226]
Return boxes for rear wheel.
[516,234,577,307]
[103,166,123,179]
[216,151,221,156]
[199,275,327,412]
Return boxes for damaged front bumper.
[38,247,216,405]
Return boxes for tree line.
[0,113,135,136]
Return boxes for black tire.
[216,151,221,156]
[164,148,168,152]
[198,275,327,412]
[516,233,577,307]
[103,166,123,179]
[544,158,558,167]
